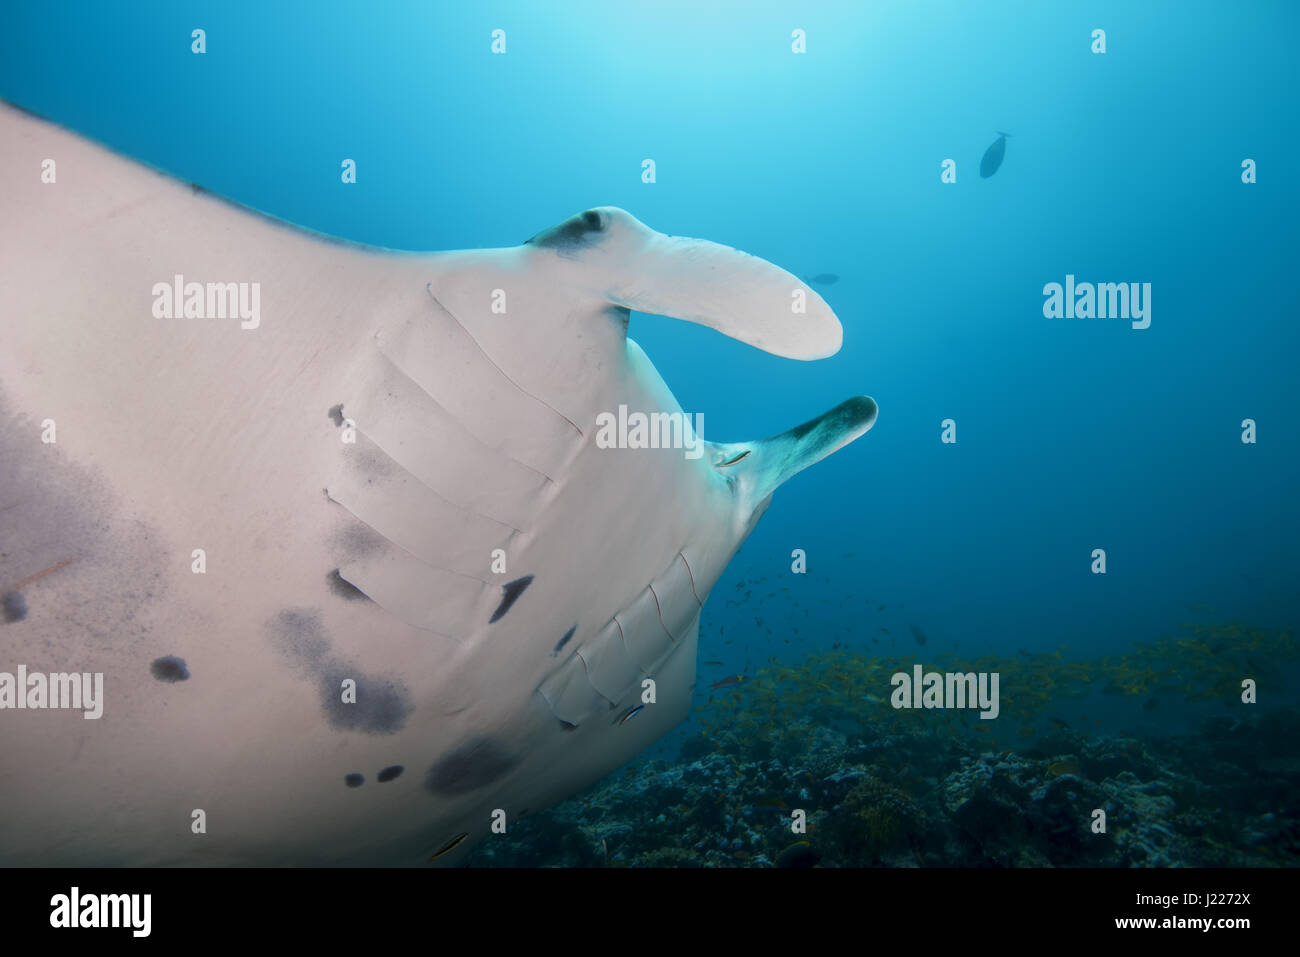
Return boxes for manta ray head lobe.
[789,395,877,441]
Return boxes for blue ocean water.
[3,2,1296,866]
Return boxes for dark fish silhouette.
[980,132,1009,178]
[802,273,839,286]
[709,675,749,691]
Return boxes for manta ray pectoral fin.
[535,207,843,361]
[712,395,878,509]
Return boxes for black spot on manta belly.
[326,568,369,602]
[268,608,413,735]
[345,773,364,788]
[270,608,330,664]
[150,655,190,682]
[328,403,345,426]
[319,669,410,735]
[377,765,404,783]
[523,208,606,250]
[425,738,520,796]
[489,574,534,624]
[2,591,27,623]
[0,388,170,655]
[329,522,387,561]
[551,623,577,657]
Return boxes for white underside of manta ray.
[0,101,876,866]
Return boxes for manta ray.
[0,101,876,865]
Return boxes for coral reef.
[469,624,1299,867]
